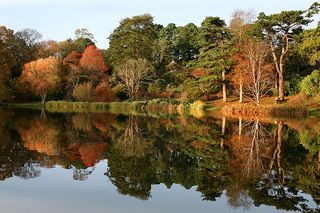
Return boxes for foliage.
[254,9,312,100]
[72,82,93,102]
[107,14,158,69]
[158,23,199,65]
[299,25,320,66]
[18,57,60,103]
[79,44,108,73]
[300,70,320,96]
[93,78,115,102]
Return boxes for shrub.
[288,93,307,106]
[93,79,115,102]
[73,82,92,101]
[300,70,320,96]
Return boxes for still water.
[0,108,319,213]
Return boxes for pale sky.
[0,0,318,48]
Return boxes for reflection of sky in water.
[0,160,313,213]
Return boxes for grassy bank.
[2,99,201,117]
[3,96,315,119]
[221,103,307,118]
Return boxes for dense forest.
[0,2,319,105]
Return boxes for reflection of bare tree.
[227,118,274,209]
[114,116,153,158]
[243,120,272,178]
[227,187,253,210]
[235,119,273,180]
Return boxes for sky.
[0,0,319,48]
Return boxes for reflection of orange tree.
[17,119,61,156]
[0,110,41,180]
[91,113,115,134]
[78,143,107,167]
[15,114,110,181]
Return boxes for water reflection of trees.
[0,109,318,211]
[13,112,111,181]
[226,118,319,212]
[0,109,40,180]
[106,115,230,201]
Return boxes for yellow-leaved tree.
[19,56,60,104]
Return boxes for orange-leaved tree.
[79,44,108,73]
[19,56,60,104]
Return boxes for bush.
[285,74,302,95]
[93,79,115,102]
[300,70,320,96]
[73,82,92,101]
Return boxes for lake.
[0,108,319,212]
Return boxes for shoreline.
[2,98,320,119]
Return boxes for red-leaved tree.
[79,45,108,73]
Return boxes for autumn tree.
[19,57,60,104]
[62,51,82,98]
[93,78,115,102]
[37,40,60,58]
[117,59,153,100]
[79,44,108,73]
[0,26,42,101]
[242,39,273,105]
[229,10,256,103]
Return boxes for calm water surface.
[0,108,319,212]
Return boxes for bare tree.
[242,40,273,105]
[229,9,256,103]
[117,58,153,100]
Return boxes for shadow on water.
[0,107,319,211]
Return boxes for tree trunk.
[40,93,46,105]
[274,71,278,90]
[222,70,227,103]
[239,117,242,136]
[278,72,285,101]
[239,83,243,103]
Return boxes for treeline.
[0,2,319,104]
